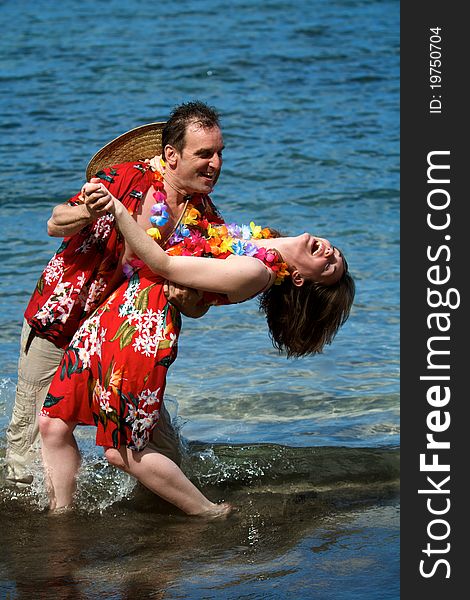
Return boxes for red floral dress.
[42,267,180,451]
[42,210,287,452]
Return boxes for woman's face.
[287,233,345,286]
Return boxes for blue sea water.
[0,0,399,598]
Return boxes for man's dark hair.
[162,101,220,159]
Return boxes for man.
[5,101,225,487]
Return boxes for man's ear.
[291,269,305,287]
[164,145,178,167]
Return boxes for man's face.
[172,123,224,195]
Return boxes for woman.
[39,182,355,518]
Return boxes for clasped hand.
[81,177,117,218]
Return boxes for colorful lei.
[146,162,168,242]
[166,208,289,285]
[141,160,289,285]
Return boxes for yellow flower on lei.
[250,221,263,239]
[182,206,201,226]
[146,227,162,240]
[207,223,228,238]
[219,236,235,253]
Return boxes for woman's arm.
[106,191,274,302]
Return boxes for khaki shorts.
[5,320,181,487]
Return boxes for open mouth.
[311,238,323,256]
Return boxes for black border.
[401,3,467,597]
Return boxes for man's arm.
[47,185,112,237]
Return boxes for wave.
[186,441,399,486]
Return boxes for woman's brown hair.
[259,250,355,358]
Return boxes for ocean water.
[0,0,399,598]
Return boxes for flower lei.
[146,158,168,241]
[166,209,289,285]
[137,158,289,285]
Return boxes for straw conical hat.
[86,122,166,180]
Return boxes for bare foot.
[195,502,235,520]
[48,505,74,517]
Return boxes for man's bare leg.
[39,415,81,511]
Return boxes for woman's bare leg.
[38,415,81,511]
[105,446,232,518]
